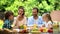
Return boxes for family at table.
[0,6,53,31]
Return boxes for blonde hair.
[42,13,53,23]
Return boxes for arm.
[11,19,17,28]
[11,17,18,27]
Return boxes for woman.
[12,6,27,29]
[3,11,14,29]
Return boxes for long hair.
[18,6,25,15]
[42,13,53,23]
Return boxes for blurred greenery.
[0,0,60,17]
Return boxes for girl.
[42,13,53,29]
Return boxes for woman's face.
[18,9,24,16]
[9,15,14,20]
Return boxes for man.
[27,7,43,27]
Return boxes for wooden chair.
[50,10,60,22]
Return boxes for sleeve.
[48,21,52,25]
[3,21,9,29]
[38,16,44,27]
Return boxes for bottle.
[59,22,60,32]
[53,21,58,29]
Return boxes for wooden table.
[0,29,59,34]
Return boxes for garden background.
[0,0,60,17]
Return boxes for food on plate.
[39,27,48,32]
[48,29,53,33]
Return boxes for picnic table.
[0,28,54,34]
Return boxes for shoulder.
[23,16,27,20]
[28,16,33,20]
[38,16,42,18]
[28,16,33,18]
[5,19,9,22]
[24,16,27,19]
[16,15,19,19]
[48,21,52,24]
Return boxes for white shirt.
[44,21,52,28]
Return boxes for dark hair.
[18,6,25,15]
[5,10,13,20]
[33,7,39,12]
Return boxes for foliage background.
[0,0,60,17]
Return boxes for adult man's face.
[32,9,38,16]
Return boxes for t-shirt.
[44,21,52,28]
[27,16,44,27]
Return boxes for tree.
[0,0,60,17]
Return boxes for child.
[3,11,14,29]
[42,13,53,29]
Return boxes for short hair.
[18,6,25,15]
[5,10,13,19]
[33,7,39,12]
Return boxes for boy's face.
[9,15,14,20]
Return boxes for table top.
[0,28,59,34]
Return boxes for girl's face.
[18,9,24,16]
[9,15,14,20]
[43,16,49,22]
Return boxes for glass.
[59,22,60,32]
[53,21,59,34]
[53,21,59,29]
